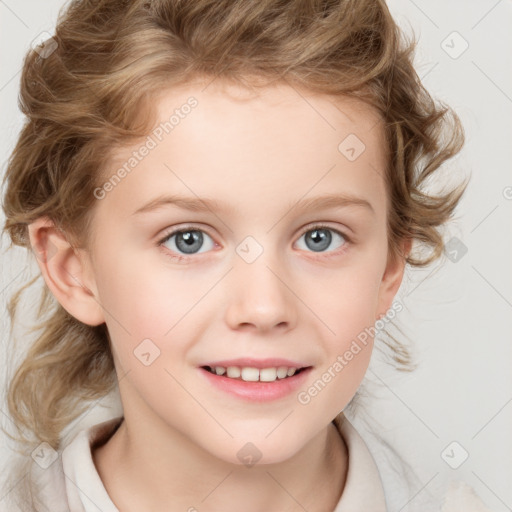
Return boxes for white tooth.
[287,367,297,377]
[277,366,289,379]
[215,366,226,375]
[241,367,260,382]
[226,366,241,378]
[259,367,278,382]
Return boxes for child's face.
[82,79,404,463]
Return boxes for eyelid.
[157,223,351,245]
[296,222,352,242]
[157,223,216,244]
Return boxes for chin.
[210,436,304,467]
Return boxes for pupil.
[177,230,203,254]
[306,228,331,252]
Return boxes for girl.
[1,0,482,510]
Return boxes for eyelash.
[156,223,351,262]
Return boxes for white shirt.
[29,414,387,512]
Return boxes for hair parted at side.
[1,0,468,506]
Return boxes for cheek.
[311,260,384,342]
[299,278,381,416]
[95,246,184,327]
[94,253,211,367]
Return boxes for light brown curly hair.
[1,0,468,508]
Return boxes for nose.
[224,255,298,334]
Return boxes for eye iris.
[176,230,203,254]
[305,228,331,252]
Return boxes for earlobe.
[27,217,105,326]
[376,238,411,320]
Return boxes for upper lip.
[200,358,312,369]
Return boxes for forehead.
[152,78,385,150]
[98,78,388,219]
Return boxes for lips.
[199,357,310,369]
[203,365,306,382]
[199,357,312,383]
[198,364,313,401]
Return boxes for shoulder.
[24,416,123,512]
[333,414,496,512]
[332,414,387,511]
[441,481,494,512]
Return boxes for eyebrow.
[131,193,375,216]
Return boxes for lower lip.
[199,367,313,402]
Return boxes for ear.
[27,217,105,326]
[376,238,411,320]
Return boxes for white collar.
[333,414,387,511]
[57,414,386,512]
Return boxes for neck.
[93,414,348,512]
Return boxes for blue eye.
[295,225,349,254]
[157,223,350,262]
[159,228,215,258]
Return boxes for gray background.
[1,0,511,510]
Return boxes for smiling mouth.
[201,365,310,383]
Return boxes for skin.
[28,78,410,512]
